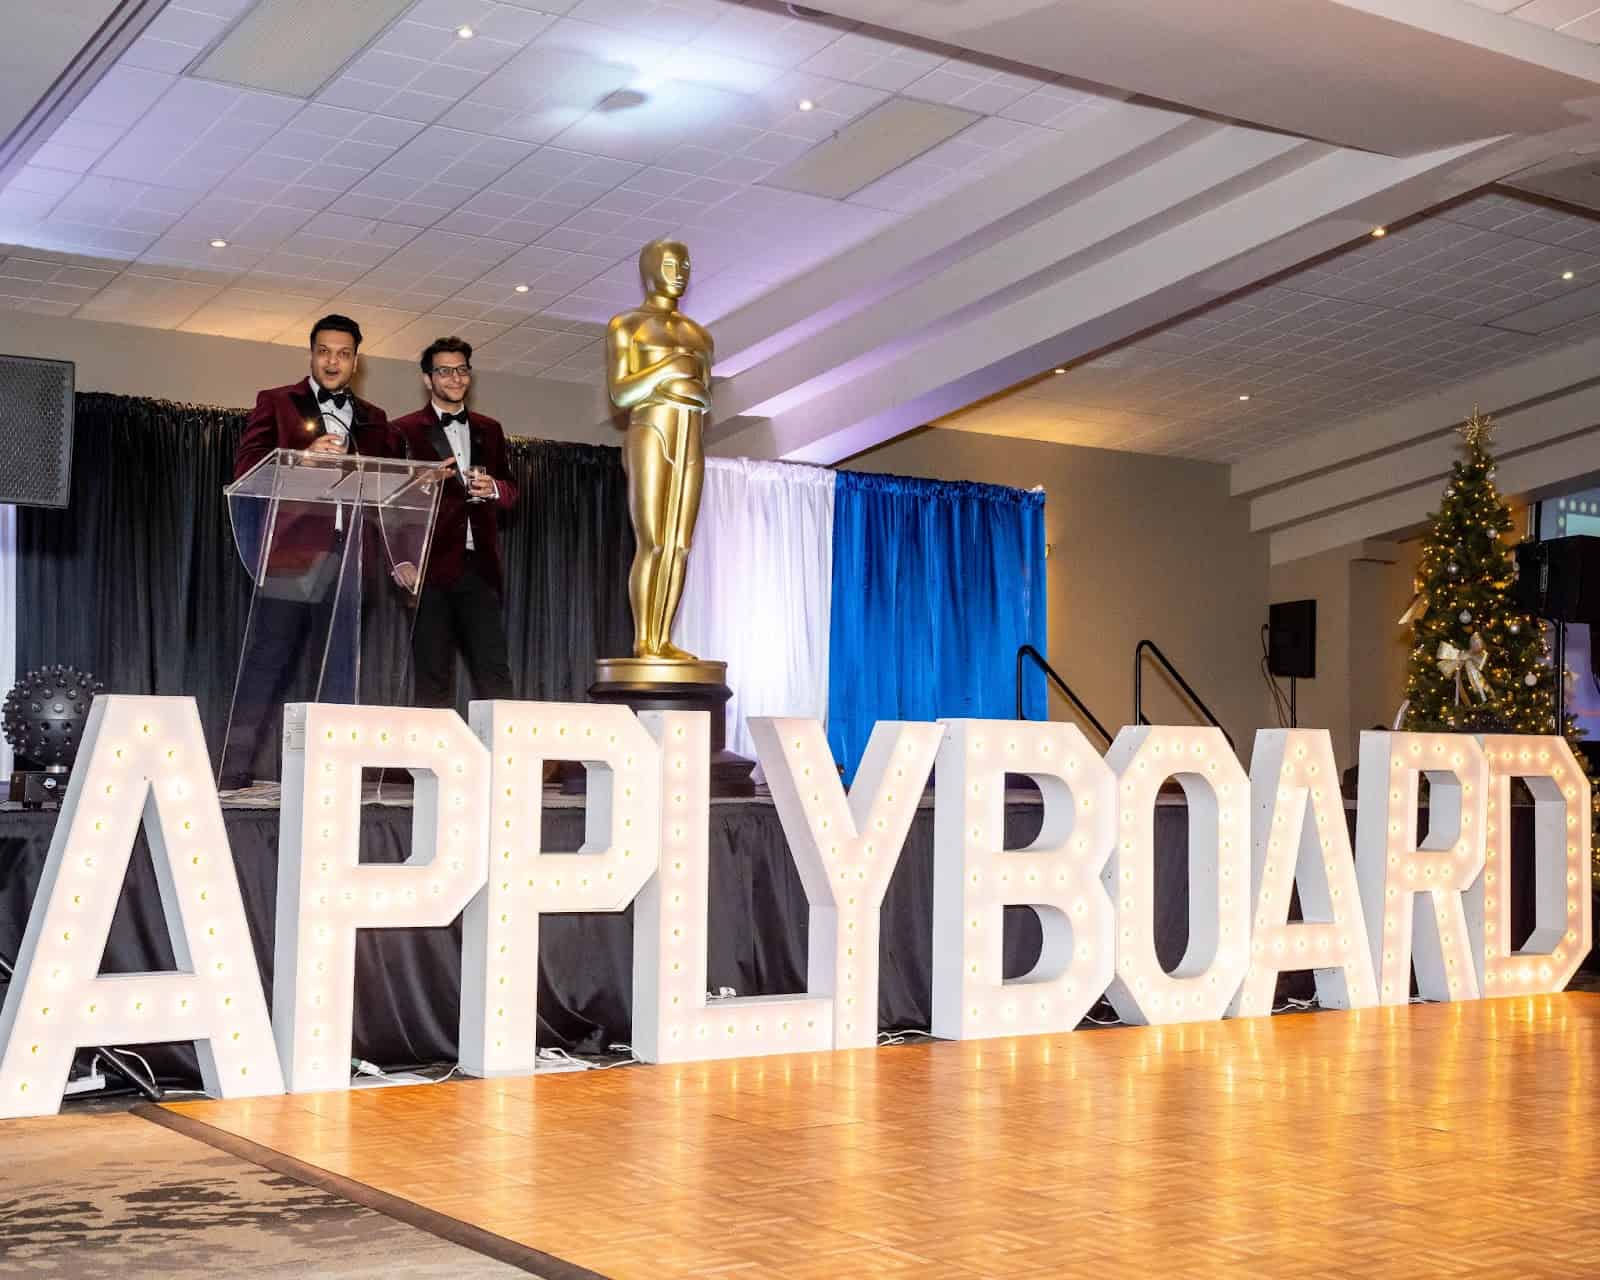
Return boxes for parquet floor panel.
[165,994,1600,1278]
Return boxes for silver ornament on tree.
[1459,609,1472,624]
[1525,672,1538,687]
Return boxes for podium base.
[562,658,757,797]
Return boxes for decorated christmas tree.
[1399,408,1599,884]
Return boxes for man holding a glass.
[391,336,520,708]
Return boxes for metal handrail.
[1015,645,1113,746]
[1132,639,1235,752]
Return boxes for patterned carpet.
[0,1110,550,1277]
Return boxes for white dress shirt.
[309,376,352,445]
[436,402,477,551]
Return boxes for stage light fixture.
[1229,730,1377,1016]
[1354,732,1487,1005]
[0,696,282,1117]
[3,665,103,808]
[274,704,490,1093]
[931,720,1117,1040]
[633,712,832,1063]
[752,717,942,1050]
[1101,726,1252,1025]
[460,701,660,1078]
[1466,735,1591,996]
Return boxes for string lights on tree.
[1399,408,1600,885]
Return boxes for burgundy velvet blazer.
[389,407,519,591]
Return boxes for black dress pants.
[411,554,515,708]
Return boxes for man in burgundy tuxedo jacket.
[389,335,519,708]
[234,313,400,479]
[221,314,400,788]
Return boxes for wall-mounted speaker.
[0,354,74,508]
[1512,536,1600,624]
[1268,599,1317,679]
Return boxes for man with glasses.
[390,336,519,708]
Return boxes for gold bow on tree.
[1436,632,1489,703]
[1397,589,1429,625]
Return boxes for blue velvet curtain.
[828,471,1047,779]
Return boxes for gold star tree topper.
[1460,406,1494,448]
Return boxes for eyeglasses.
[431,364,472,379]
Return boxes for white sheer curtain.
[0,504,14,780]
[672,457,835,764]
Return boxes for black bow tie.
[316,386,349,410]
[438,409,467,426]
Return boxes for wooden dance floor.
[162,995,1600,1278]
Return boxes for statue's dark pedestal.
[561,667,757,797]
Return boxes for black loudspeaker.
[0,354,74,508]
[1512,536,1600,624]
[1268,599,1317,679]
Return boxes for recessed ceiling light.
[1051,367,1066,375]
[797,98,815,111]
[1370,226,1387,238]
[1562,270,1576,281]
[1238,393,1251,401]
[513,284,530,293]
[209,238,228,248]
[455,24,474,38]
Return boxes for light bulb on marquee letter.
[0,696,282,1118]
[1230,730,1377,1017]
[1354,731,1487,1005]
[1102,726,1251,1026]
[274,703,490,1093]
[634,711,831,1063]
[461,701,660,1078]
[931,719,1116,1041]
[1465,735,1591,997]
[751,717,942,1050]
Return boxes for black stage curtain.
[15,393,634,763]
[17,395,254,763]
[501,439,633,702]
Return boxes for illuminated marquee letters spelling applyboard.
[2,695,1584,1118]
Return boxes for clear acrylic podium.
[219,448,442,787]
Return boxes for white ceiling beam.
[1267,422,1600,563]
[712,98,1190,376]
[1249,382,1600,532]
[801,0,1600,155]
[1231,332,1600,495]
[717,122,1309,421]
[711,135,1510,465]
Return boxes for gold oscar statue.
[590,238,753,793]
